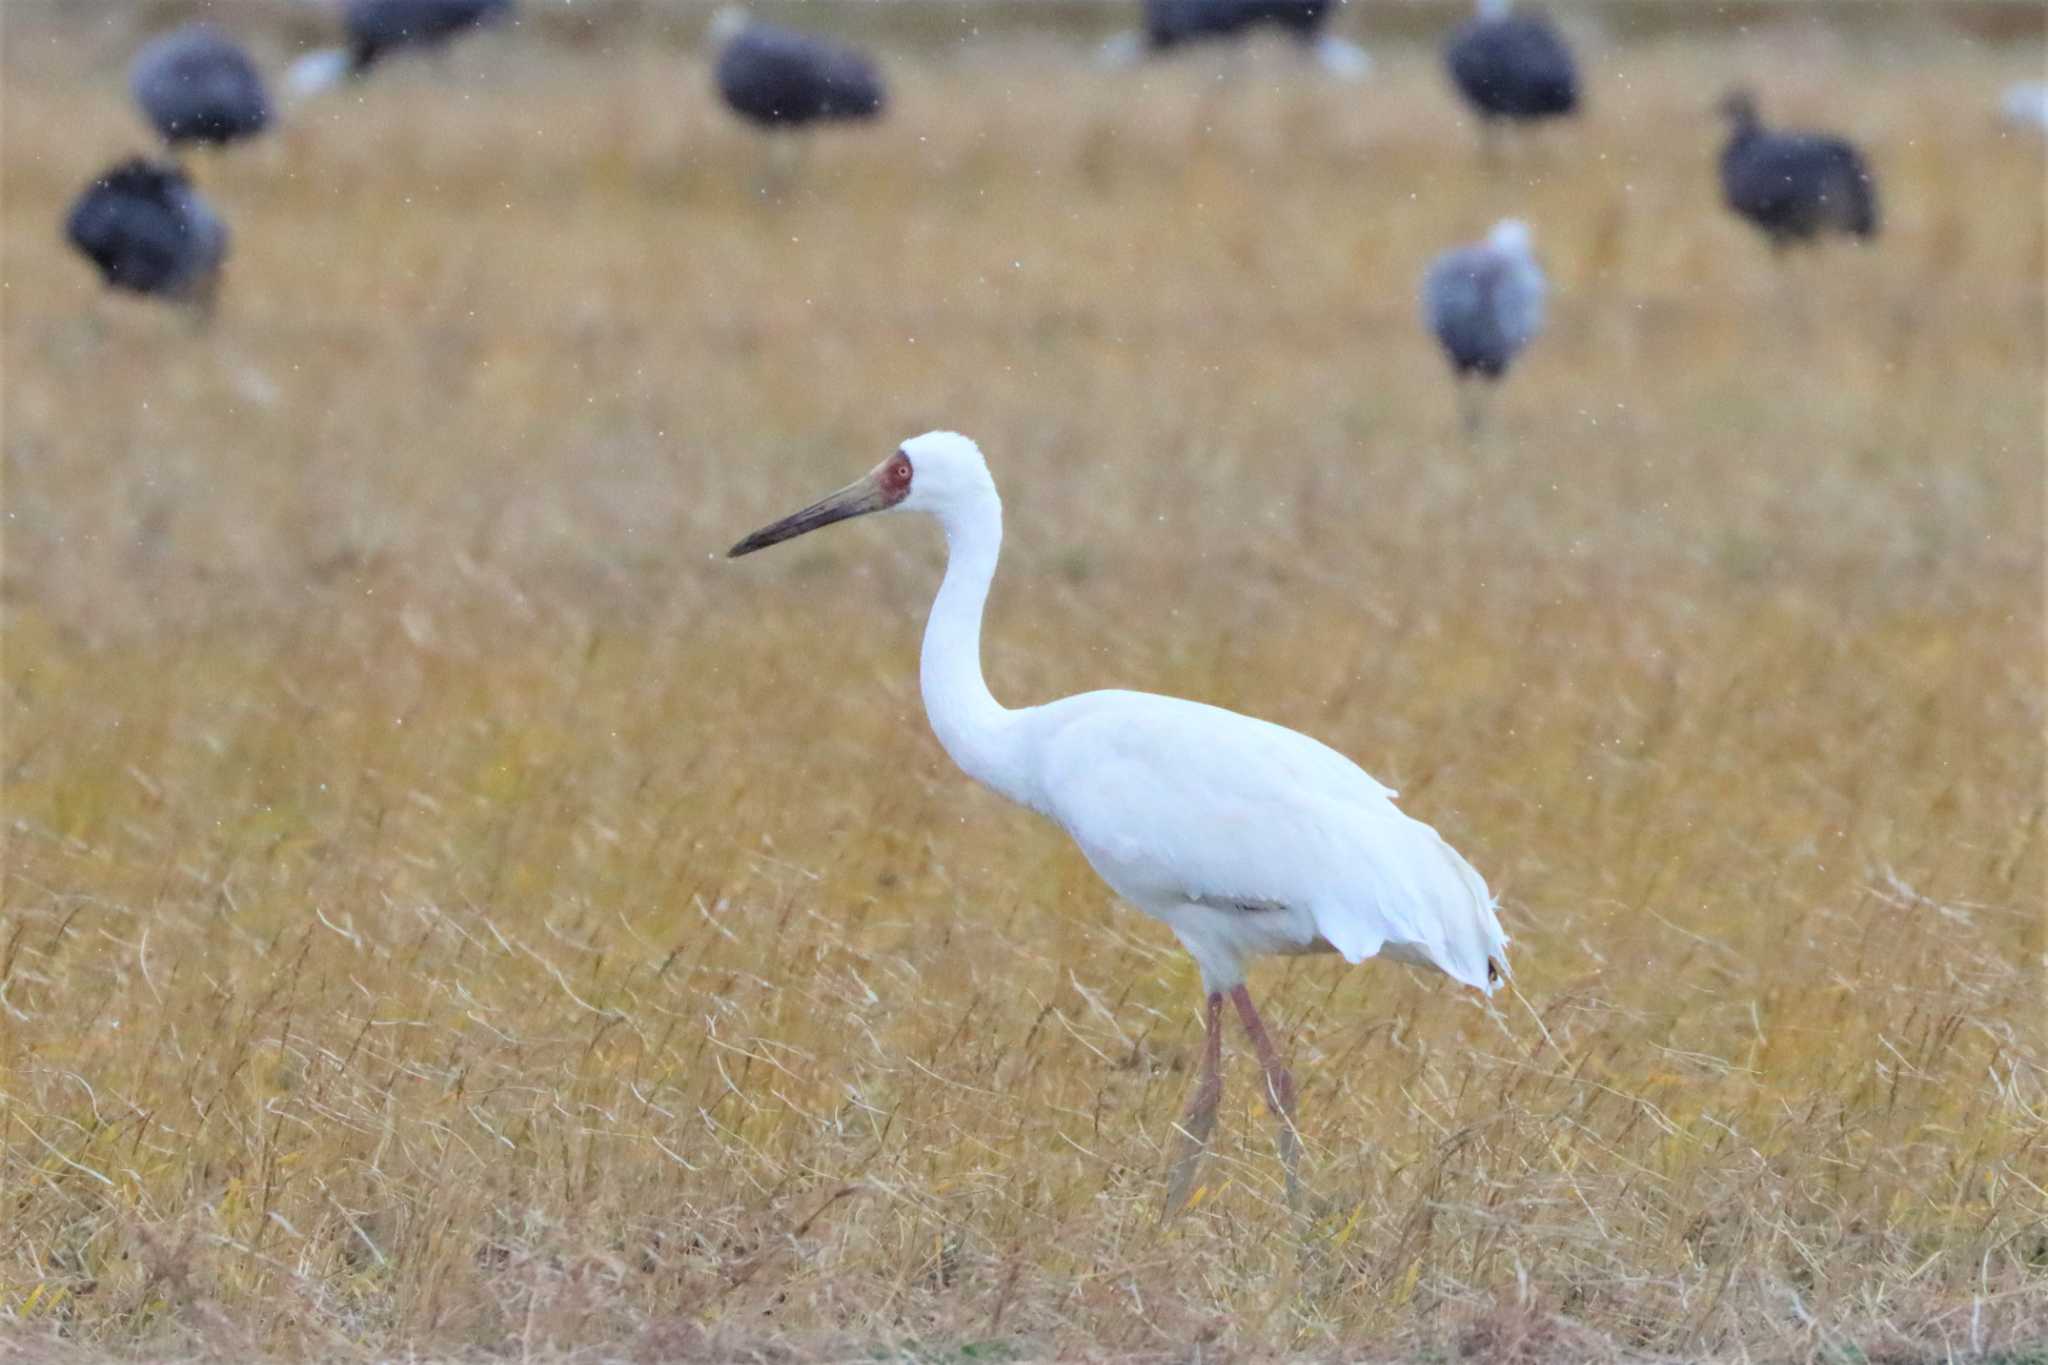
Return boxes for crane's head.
[707,6,752,47]
[1717,88,1761,131]
[1487,218,1534,257]
[728,431,994,557]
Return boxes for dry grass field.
[3,5,2045,1361]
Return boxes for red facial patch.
[880,450,913,505]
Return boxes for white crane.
[730,432,1508,1213]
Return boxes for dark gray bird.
[1443,0,1577,140]
[64,157,230,315]
[1718,90,1879,249]
[1101,0,1370,79]
[287,0,514,95]
[1420,219,1546,433]
[710,8,886,131]
[129,24,272,149]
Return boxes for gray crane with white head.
[1420,219,1547,435]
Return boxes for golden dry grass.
[3,9,2045,1362]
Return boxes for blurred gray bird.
[710,8,886,131]
[1443,0,1577,150]
[1717,90,1878,250]
[1420,218,1546,435]
[2001,81,2048,137]
[130,24,272,150]
[1100,0,1371,80]
[288,0,514,96]
[65,157,230,319]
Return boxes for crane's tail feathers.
[1313,811,1508,996]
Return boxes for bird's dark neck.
[1724,112,1763,143]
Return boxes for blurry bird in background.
[711,8,887,130]
[1999,81,2048,138]
[1099,0,1372,82]
[129,24,272,153]
[1717,89,1879,251]
[709,8,886,188]
[1442,0,1578,158]
[64,157,231,324]
[1421,219,1548,437]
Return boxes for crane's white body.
[748,432,1508,996]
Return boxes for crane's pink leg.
[1229,985,1304,1210]
[1163,991,1225,1218]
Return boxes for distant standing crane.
[711,9,887,132]
[129,24,272,151]
[1442,0,1578,155]
[64,157,230,320]
[708,8,885,188]
[729,432,1508,1214]
[1421,219,1547,436]
[1717,90,1879,250]
[1100,0,1372,81]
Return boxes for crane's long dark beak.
[728,469,891,557]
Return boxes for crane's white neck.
[919,489,1032,811]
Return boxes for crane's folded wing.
[1028,690,1504,992]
